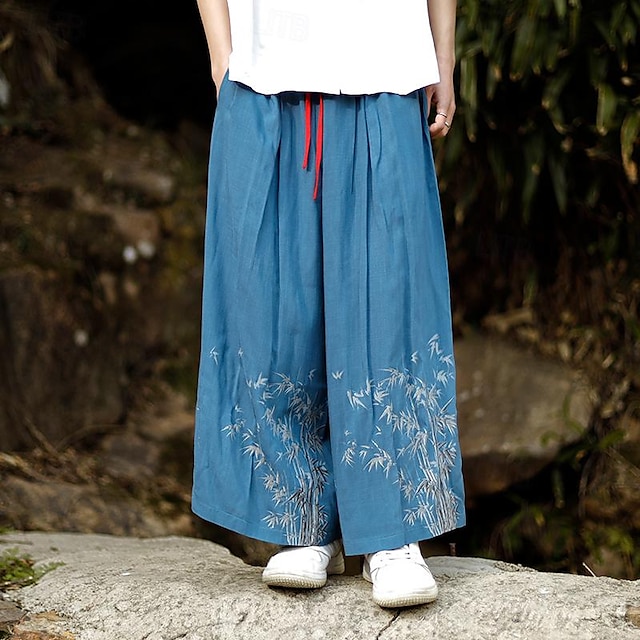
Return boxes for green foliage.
[0,547,62,590]
[583,524,640,577]
[483,405,640,578]
[447,0,640,226]
[494,497,581,572]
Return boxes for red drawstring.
[302,92,323,200]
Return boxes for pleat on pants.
[192,76,465,556]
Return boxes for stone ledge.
[1,532,639,640]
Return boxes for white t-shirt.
[227,0,441,95]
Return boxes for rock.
[125,386,196,491]
[455,334,593,498]
[0,268,125,451]
[628,607,640,628]
[98,432,160,482]
[0,85,204,456]
[8,627,74,640]
[193,518,279,568]
[0,478,169,537]
[103,166,176,206]
[105,207,161,261]
[0,598,26,631]
[1,532,639,640]
[8,611,76,640]
[132,387,195,444]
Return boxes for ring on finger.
[444,121,451,129]
[436,112,448,119]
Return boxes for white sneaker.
[262,540,345,589]
[363,542,438,608]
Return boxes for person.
[192,0,466,609]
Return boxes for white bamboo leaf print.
[380,403,395,424]
[263,472,280,491]
[254,373,268,388]
[362,442,394,476]
[220,361,332,546]
[372,387,388,405]
[340,335,461,536]
[264,512,281,528]
[342,440,357,465]
[440,354,454,367]
[222,418,244,439]
[212,330,461,547]
[347,390,368,410]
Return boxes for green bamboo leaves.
[449,0,639,219]
[621,110,640,183]
[596,83,618,136]
[459,55,478,141]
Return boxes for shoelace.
[368,545,420,572]
[302,92,324,200]
[378,546,413,562]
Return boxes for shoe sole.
[262,554,345,589]
[372,586,439,608]
[262,573,328,588]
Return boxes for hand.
[426,72,456,140]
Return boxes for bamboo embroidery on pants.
[340,335,461,536]
[222,351,331,546]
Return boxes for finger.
[429,112,452,139]
[429,120,449,139]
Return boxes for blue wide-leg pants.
[192,77,465,556]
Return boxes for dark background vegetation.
[47,0,215,126]
[1,0,639,577]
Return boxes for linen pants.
[192,76,466,557]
